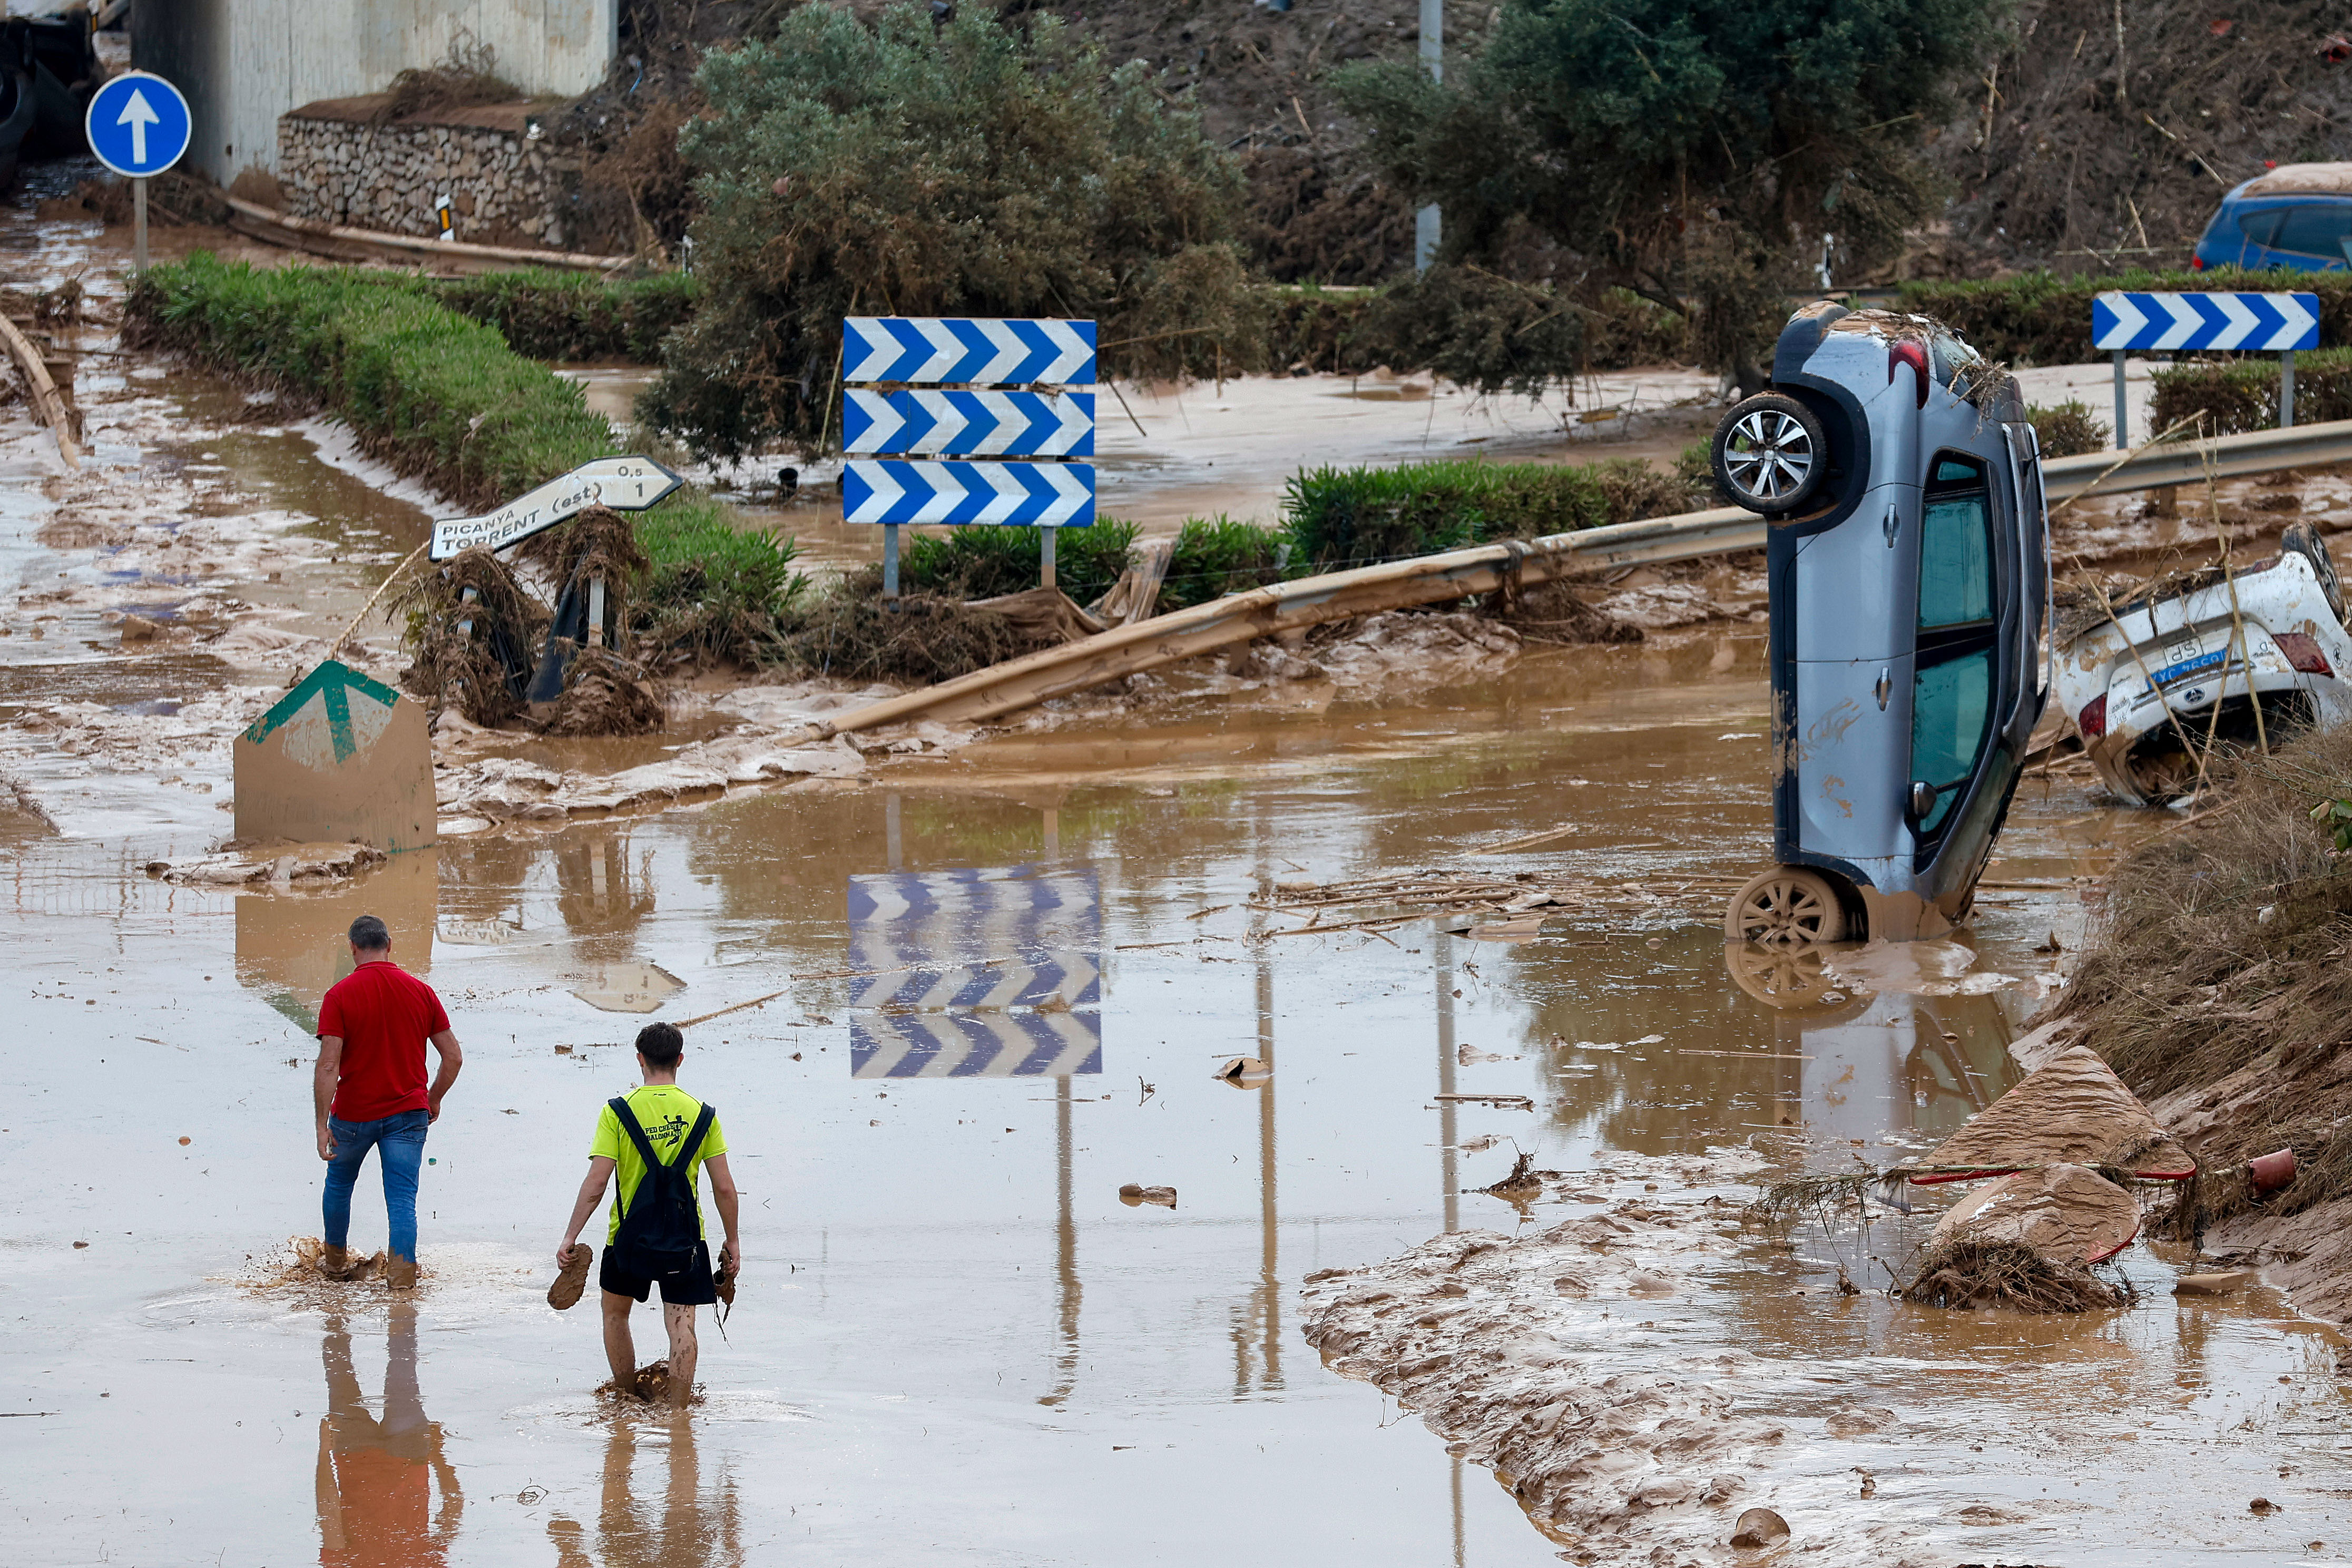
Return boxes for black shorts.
[600,1240,717,1306]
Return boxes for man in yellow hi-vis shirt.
[555,1023,740,1407]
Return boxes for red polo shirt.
[317,962,450,1122]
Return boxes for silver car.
[1712,303,2051,944]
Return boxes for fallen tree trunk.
[809,416,2352,739]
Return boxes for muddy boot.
[386,1254,418,1291]
[548,1245,592,1310]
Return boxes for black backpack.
[608,1096,716,1281]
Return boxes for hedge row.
[425,269,700,362]
[2149,346,2352,436]
[125,254,796,654]
[1894,269,2352,368]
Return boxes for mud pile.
[1298,1152,1809,1562]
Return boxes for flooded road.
[7,626,2348,1565]
[5,185,2348,1568]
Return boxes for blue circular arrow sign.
[84,71,192,179]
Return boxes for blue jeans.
[323,1108,429,1262]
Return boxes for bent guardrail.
[814,416,2352,737]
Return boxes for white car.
[2054,524,2352,805]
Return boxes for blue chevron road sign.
[844,389,1095,457]
[2093,291,2319,351]
[844,459,1095,527]
[846,866,1102,1079]
[845,316,1096,386]
[851,1011,1102,1079]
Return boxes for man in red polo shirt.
[315,914,463,1290]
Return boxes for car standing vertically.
[1712,303,2051,946]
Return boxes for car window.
[1912,651,1991,832]
[1919,489,1993,629]
[2237,207,2285,248]
[2269,202,2352,259]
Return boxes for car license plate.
[2145,646,2226,694]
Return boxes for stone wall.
[277,97,576,249]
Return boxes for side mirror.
[1909,780,1938,818]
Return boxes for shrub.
[2027,399,2110,457]
[899,521,1141,609]
[1161,515,1289,611]
[642,4,1251,457]
[427,269,699,361]
[2149,347,2352,437]
[1281,456,1708,572]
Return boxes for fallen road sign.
[2092,290,2319,351]
[844,459,1095,526]
[845,389,1094,457]
[428,456,683,561]
[233,660,435,854]
[844,316,1096,386]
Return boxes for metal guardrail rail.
[815,416,2352,737]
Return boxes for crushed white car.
[2054,523,2352,805]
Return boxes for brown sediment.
[542,646,666,738]
[1298,1152,1788,1561]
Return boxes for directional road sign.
[2093,291,2319,352]
[429,455,683,560]
[844,317,1096,387]
[844,459,1095,527]
[234,659,434,853]
[85,71,192,179]
[845,389,1095,457]
[851,1011,1102,1079]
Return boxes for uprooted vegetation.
[2056,726,2352,1252]
[1896,1237,2124,1313]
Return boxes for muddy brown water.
[6,198,2349,1567]
[7,628,2349,1565]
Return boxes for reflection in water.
[240,851,438,1033]
[316,1307,461,1567]
[546,1415,742,1568]
[1042,1073,1082,1407]
[1436,932,1459,1236]
[554,831,657,945]
[1229,953,1282,1395]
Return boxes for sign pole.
[2112,349,2127,449]
[883,522,900,602]
[132,177,147,271]
[2282,350,2297,429]
[1041,526,1057,591]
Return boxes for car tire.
[1711,393,1828,515]
[1723,866,1848,948]
[2280,521,2347,624]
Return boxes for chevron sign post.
[841,317,1097,597]
[845,866,1102,1080]
[2092,291,2320,446]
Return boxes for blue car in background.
[2194,164,2352,271]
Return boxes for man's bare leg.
[600,1291,638,1393]
[663,1302,698,1408]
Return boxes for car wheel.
[2281,521,2347,623]
[1722,866,1848,947]
[1711,393,1828,514]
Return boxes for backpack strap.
[674,1104,716,1169]
[607,1096,663,1168]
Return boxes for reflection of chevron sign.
[852,1011,1102,1078]
[845,317,1096,386]
[2093,291,2320,351]
[844,460,1095,527]
[234,659,435,853]
[852,950,1100,1010]
[847,866,1101,1076]
[845,390,1094,457]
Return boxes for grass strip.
[126,253,797,656]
